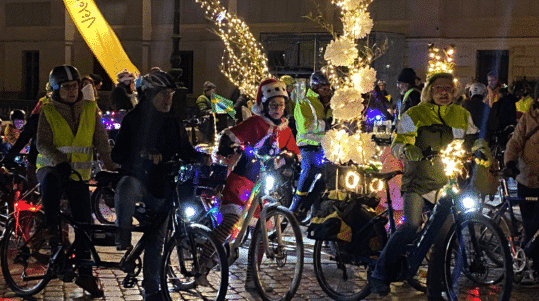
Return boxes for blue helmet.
[310,71,330,89]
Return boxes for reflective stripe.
[57,146,93,154]
[297,133,322,145]
[35,156,53,167]
[72,161,93,170]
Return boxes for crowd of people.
[2,62,538,301]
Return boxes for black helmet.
[49,65,81,91]
[139,70,177,102]
[10,109,25,121]
[310,71,330,89]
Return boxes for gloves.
[403,144,423,161]
[56,162,72,179]
[472,139,489,152]
[503,160,520,179]
[472,139,493,167]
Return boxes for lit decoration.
[351,66,377,94]
[194,0,270,99]
[440,140,468,178]
[346,132,377,165]
[331,88,364,120]
[324,37,359,67]
[427,43,456,80]
[369,178,384,193]
[101,111,125,131]
[345,170,360,190]
[321,129,350,164]
[342,10,373,40]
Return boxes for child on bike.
[204,78,300,288]
[368,72,480,300]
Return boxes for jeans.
[115,176,168,295]
[371,192,451,297]
[289,146,325,213]
[37,166,93,275]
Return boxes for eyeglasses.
[432,85,454,93]
[269,103,286,110]
[60,82,79,91]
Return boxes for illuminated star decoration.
[194,0,271,99]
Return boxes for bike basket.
[178,164,227,187]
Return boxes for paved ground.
[1,226,538,300]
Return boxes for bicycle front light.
[184,205,197,220]
[265,175,275,194]
[458,193,479,212]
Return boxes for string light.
[195,0,270,99]
[440,140,468,178]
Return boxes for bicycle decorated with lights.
[222,145,304,301]
[347,140,513,300]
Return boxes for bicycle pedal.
[122,276,137,288]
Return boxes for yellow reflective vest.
[294,89,332,146]
[36,101,96,180]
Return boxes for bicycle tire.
[248,206,303,301]
[312,220,387,301]
[443,213,513,301]
[1,213,52,296]
[161,223,228,301]
[91,186,115,225]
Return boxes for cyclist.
[368,72,480,300]
[35,65,118,298]
[504,83,539,280]
[289,71,332,224]
[111,70,210,301]
[213,78,300,289]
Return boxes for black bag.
[307,195,386,251]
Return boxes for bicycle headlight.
[265,175,275,194]
[184,205,197,220]
[458,191,479,212]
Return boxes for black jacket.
[111,83,135,111]
[112,101,202,198]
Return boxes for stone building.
[0,0,538,106]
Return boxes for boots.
[115,227,132,251]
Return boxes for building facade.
[0,0,538,104]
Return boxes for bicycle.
[311,167,433,301]
[349,140,513,300]
[221,145,304,301]
[0,163,229,301]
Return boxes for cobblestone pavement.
[1,232,538,300]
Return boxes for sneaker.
[75,275,104,298]
[368,274,390,296]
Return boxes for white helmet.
[469,82,487,97]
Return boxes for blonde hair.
[421,73,457,103]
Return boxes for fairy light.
[440,140,468,178]
[427,43,456,79]
[195,0,270,99]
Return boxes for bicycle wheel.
[161,223,228,301]
[248,207,303,301]
[1,212,52,296]
[313,221,386,300]
[444,213,513,301]
[91,186,116,225]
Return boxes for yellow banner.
[63,0,139,83]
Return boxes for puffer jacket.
[504,107,539,188]
[36,98,113,167]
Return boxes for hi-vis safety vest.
[36,101,96,180]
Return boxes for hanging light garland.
[194,0,271,99]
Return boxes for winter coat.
[112,101,203,198]
[392,101,478,196]
[111,83,137,111]
[504,107,539,188]
[294,89,332,147]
